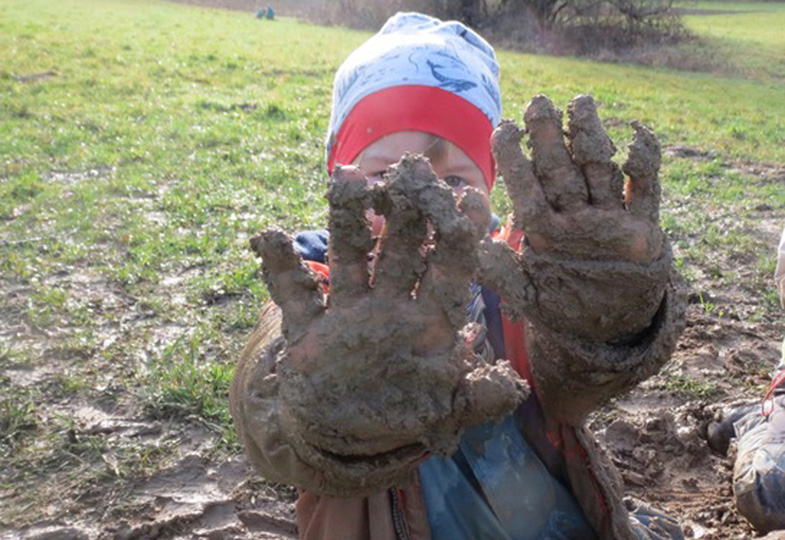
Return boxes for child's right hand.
[249,155,527,496]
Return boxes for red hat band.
[328,85,496,190]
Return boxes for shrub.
[284,0,688,60]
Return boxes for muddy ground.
[1,147,783,540]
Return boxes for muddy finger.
[476,237,533,321]
[622,121,662,224]
[371,160,428,298]
[567,95,624,210]
[491,120,551,230]
[459,187,492,239]
[524,94,588,212]
[411,163,481,330]
[327,166,375,306]
[251,229,325,341]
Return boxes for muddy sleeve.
[229,302,332,492]
[524,264,687,426]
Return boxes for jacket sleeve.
[229,302,333,493]
[523,265,687,426]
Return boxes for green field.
[683,1,785,79]
[1,0,784,527]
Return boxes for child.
[231,12,686,540]
[724,225,785,534]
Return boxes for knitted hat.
[326,12,502,189]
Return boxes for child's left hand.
[481,94,673,342]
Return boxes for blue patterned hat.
[326,12,502,187]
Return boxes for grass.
[663,373,721,399]
[682,1,785,79]
[0,0,784,525]
[496,55,785,163]
[143,329,236,446]
[0,389,37,451]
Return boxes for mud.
[567,94,624,211]
[487,95,672,342]
[593,298,785,539]
[239,155,527,496]
[624,121,663,225]
[494,95,664,264]
[524,94,588,212]
[2,409,298,540]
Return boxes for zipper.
[389,487,410,540]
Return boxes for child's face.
[356,131,490,235]
[358,131,488,196]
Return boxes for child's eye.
[443,175,467,189]
[366,171,386,186]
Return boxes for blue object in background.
[255,6,274,20]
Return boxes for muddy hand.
[496,94,663,262]
[251,155,526,496]
[485,94,672,342]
